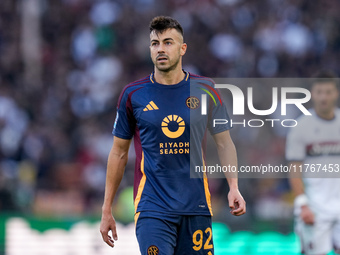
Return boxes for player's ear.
[180,43,187,56]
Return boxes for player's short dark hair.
[149,16,184,37]
[312,70,338,89]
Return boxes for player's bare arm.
[289,161,314,225]
[100,137,131,247]
[213,130,246,216]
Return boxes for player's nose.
[157,44,166,53]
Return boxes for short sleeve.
[285,125,305,161]
[112,89,136,139]
[207,94,231,135]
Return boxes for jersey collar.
[150,70,189,84]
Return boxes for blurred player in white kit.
[286,71,340,255]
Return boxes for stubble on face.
[150,29,183,73]
[312,82,339,115]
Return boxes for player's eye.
[151,42,158,46]
[165,41,172,45]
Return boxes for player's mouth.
[320,101,329,107]
[157,55,168,62]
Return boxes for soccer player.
[286,71,340,255]
[100,16,246,255]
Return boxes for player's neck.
[315,108,335,120]
[153,66,185,85]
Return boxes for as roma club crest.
[147,245,159,255]
[186,96,200,109]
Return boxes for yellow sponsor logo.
[159,142,189,154]
[161,114,185,139]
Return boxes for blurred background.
[0,0,339,254]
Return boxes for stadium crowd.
[0,0,339,231]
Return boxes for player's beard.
[316,101,336,116]
[154,54,180,73]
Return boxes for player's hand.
[100,211,118,247]
[300,205,314,225]
[228,188,246,216]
